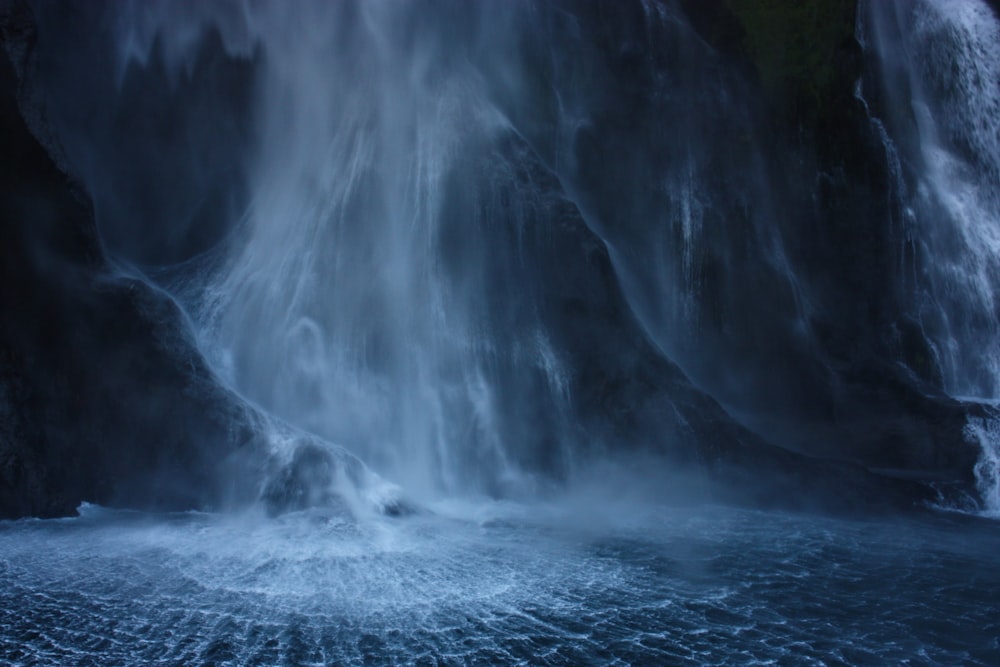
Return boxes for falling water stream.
[861,0,1000,512]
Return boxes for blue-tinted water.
[1,501,998,666]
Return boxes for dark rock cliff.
[1,8,265,517]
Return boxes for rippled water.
[1,500,998,666]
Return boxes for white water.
[965,417,1000,517]
[111,2,573,502]
[3,501,999,665]
[862,0,1000,512]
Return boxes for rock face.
[0,11,261,517]
[704,0,985,480]
[0,0,987,518]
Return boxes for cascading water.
[95,0,821,504]
[861,0,1000,512]
[187,3,534,498]
[97,1,598,503]
[17,0,999,508]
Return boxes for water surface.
[2,502,997,665]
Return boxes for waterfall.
[103,1,581,501]
[964,417,1000,516]
[14,0,1000,515]
[861,0,1000,511]
[96,0,803,504]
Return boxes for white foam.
[964,417,1000,516]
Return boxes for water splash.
[3,504,999,664]
[963,417,1000,515]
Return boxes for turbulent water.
[0,499,1000,665]
[2,502,999,666]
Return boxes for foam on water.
[965,417,1000,516]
